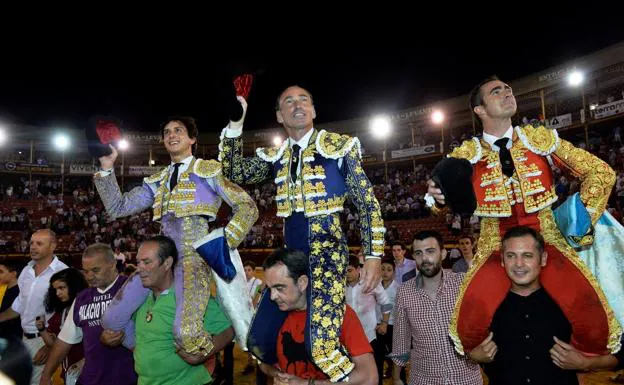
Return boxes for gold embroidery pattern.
[316,130,361,160]
[302,164,326,179]
[256,141,288,163]
[523,185,557,213]
[219,136,273,185]
[518,124,560,155]
[484,184,508,202]
[302,197,346,215]
[276,183,289,200]
[303,181,327,197]
[449,217,501,355]
[553,139,616,224]
[214,173,259,249]
[538,209,622,354]
[152,167,222,221]
[179,216,214,355]
[343,147,386,257]
[449,137,482,164]
[308,214,354,381]
[480,171,502,187]
[521,178,547,194]
[276,161,289,179]
[194,159,221,178]
[277,200,292,217]
[474,202,512,217]
[144,167,168,184]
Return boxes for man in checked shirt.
[390,230,483,385]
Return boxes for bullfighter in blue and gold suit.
[219,86,385,382]
[93,116,258,356]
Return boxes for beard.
[418,261,442,278]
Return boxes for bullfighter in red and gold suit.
[426,76,622,357]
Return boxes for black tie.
[169,163,183,191]
[290,144,301,183]
[495,138,514,177]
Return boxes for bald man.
[0,229,68,385]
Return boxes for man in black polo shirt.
[468,226,623,385]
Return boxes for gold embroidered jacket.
[218,128,385,257]
[448,125,615,243]
[93,158,258,249]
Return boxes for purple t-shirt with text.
[73,275,137,385]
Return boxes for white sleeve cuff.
[58,300,83,344]
[424,193,436,208]
[95,168,113,177]
[224,125,243,138]
[11,296,22,314]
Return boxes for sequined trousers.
[287,212,354,382]
[102,214,214,354]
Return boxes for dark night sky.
[1,13,623,136]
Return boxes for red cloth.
[233,74,253,99]
[95,119,121,144]
[276,305,372,379]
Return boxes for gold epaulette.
[315,130,361,159]
[256,140,288,163]
[193,158,222,178]
[515,124,560,156]
[448,137,482,164]
[144,167,168,184]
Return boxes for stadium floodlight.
[567,70,584,87]
[0,127,6,146]
[53,133,70,151]
[118,139,130,150]
[431,110,445,125]
[370,115,392,139]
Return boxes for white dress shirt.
[346,281,392,342]
[12,256,68,333]
[483,126,513,150]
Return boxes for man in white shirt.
[346,256,392,385]
[0,229,68,385]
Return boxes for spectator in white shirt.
[346,256,392,385]
[241,261,264,375]
[0,229,68,385]
[243,261,263,307]
[375,259,404,382]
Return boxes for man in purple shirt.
[39,243,137,385]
